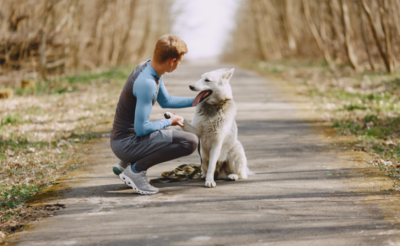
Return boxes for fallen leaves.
[0,203,66,236]
[373,157,393,167]
[5,149,14,157]
[27,147,35,153]
[0,231,5,243]
[385,140,397,147]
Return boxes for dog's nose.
[189,85,195,91]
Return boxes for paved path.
[8,60,400,245]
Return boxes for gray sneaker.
[113,161,128,183]
[119,164,159,195]
[112,161,127,175]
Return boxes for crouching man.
[110,34,197,195]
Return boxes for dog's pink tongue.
[192,91,208,106]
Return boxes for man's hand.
[164,112,184,127]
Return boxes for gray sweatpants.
[110,130,198,172]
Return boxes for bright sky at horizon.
[171,0,240,60]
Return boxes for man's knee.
[181,133,198,155]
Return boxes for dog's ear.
[222,68,235,82]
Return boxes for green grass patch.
[0,113,23,126]
[333,115,400,140]
[66,67,130,84]
[15,65,132,96]
[345,104,367,111]
[0,184,41,210]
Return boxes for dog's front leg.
[205,144,222,188]
[180,118,200,137]
[164,112,200,137]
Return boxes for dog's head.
[190,68,234,106]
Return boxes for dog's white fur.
[166,68,249,188]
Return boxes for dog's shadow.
[150,176,247,189]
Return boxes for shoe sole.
[113,166,123,175]
[113,166,126,183]
[119,173,158,195]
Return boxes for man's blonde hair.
[153,34,188,63]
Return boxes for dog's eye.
[205,79,210,82]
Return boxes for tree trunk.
[392,0,400,39]
[137,1,154,62]
[260,0,282,59]
[340,0,359,70]
[39,30,47,80]
[361,0,391,72]
[379,0,393,73]
[281,0,297,52]
[328,0,345,61]
[302,0,334,69]
[251,0,269,60]
[357,0,375,70]
[110,0,123,66]
[118,0,137,64]
[387,0,398,69]
[319,1,332,62]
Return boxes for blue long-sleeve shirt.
[132,62,194,137]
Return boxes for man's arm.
[157,80,195,108]
[133,79,171,137]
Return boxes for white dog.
[165,68,250,188]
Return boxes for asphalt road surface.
[8,59,400,246]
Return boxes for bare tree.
[357,0,375,70]
[0,0,172,82]
[379,0,393,73]
[302,0,334,68]
[360,0,390,72]
[251,0,269,60]
[281,0,297,54]
[340,0,359,70]
[225,0,400,73]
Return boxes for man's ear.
[222,68,235,82]
[169,58,176,66]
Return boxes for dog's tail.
[246,167,255,175]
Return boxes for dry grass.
[0,65,132,238]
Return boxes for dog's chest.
[196,101,234,135]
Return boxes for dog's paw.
[228,174,239,181]
[164,112,173,119]
[205,180,216,188]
